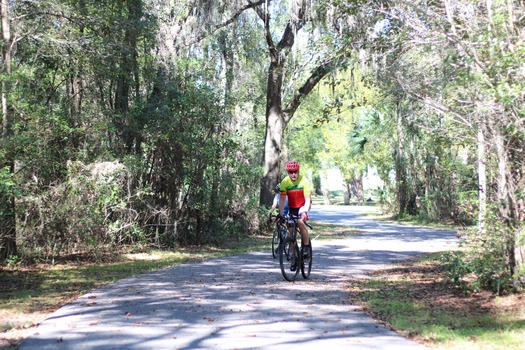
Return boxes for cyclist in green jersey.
[277,160,312,258]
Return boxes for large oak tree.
[255,0,347,205]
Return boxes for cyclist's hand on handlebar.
[300,212,308,221]
[276,213,285,223]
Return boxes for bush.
[18,160,140,262]
[441,229,513,294]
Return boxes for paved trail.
[19,205,457,350]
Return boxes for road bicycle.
[278,213,313,281]
[270,214,289,259]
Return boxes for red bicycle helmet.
[286,160,300,172]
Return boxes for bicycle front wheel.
[301,243,313,279]
[279,237,300,281]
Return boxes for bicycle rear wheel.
[301,242,313,279]
[279,237,300,281]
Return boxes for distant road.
[20,205,457,350]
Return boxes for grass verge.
[0,220,356,349]
[347,253,525,349]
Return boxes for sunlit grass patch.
[347,253,525,350]
[308,220,360,240]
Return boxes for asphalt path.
[19,205,458,350]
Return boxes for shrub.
[441,228,513,294]
[18,160,140,262]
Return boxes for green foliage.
[1,0,271,263]
[5,255,23,268]
[442,249,512,295]
[314,0,525,291]
[18,161,138,262]
[441,224,514,294]
[126,76,261,247]
[0,166,17,198]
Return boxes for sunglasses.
[288,170,298,174]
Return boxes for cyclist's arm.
[303,193,311,212]
[300,178,312,214]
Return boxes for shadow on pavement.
[19,205,457,350]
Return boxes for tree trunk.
[356,173,364,204]
[260,102,286,206]
[395,100,409,214]
[210,31,235,217]
[494,125,513,270]
[498,124,525,289]
[477,117,487,234]
[258,1,305,206]
[257,1,340,206]
[343,181,350,205]
[0,0,16,260]
[320,171,331,205]
[512,170,525,288]
[114,0,142,153]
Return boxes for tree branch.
[251,0,277,60]
[276,0,307,52]
[184,0,272,46]
[400,82,474,128]
[283,55,345,121]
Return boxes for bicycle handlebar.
[271,213,313,229]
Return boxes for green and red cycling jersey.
[279,174,311,209]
